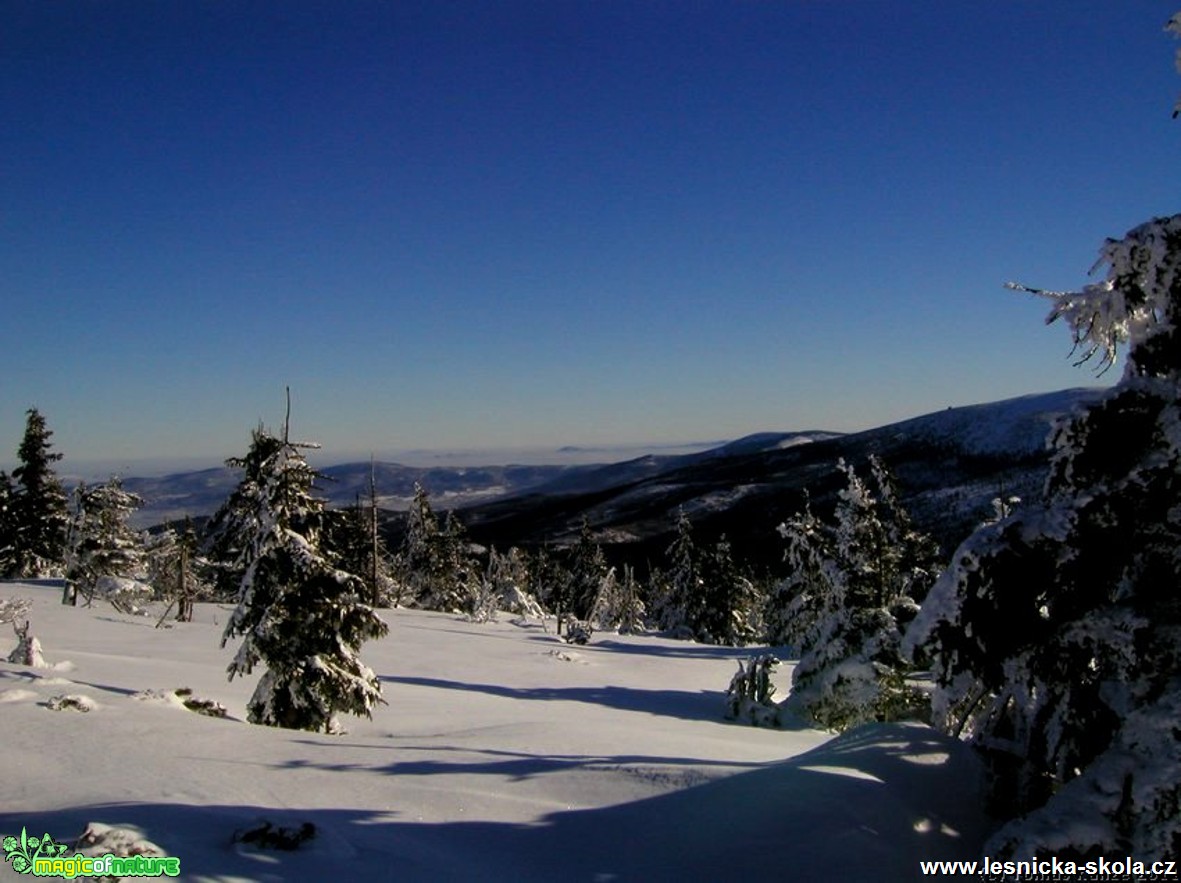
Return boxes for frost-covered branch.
[1007,215,1181,378]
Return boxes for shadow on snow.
[1,723,992,883]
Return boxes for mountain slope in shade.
[458,388,1105,566]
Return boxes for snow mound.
[0,688,38,704]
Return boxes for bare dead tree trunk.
[369,456,380,607]
[177,537,193,622]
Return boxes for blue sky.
[2,2,1179,472]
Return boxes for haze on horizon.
[3,2,1176,471]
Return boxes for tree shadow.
[383,674,736,724]
[278,742,768,782]
[586,637,795,661]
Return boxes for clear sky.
[2,1,1178,473]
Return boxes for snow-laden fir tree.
[564,518,609,623]
[696,534,761,646]
[219,424,388,733]
[397,484,475,612]
[63,477,144,607]
[783,458,937,731]
[615,563,646,635]
[400,483,439,588]
[528,545,570,630]
[907,215,1181,859]
[655,509,702,636]
[765,492,834,649]
[4,409,69,579]
[401,481,445,606]
[652,511,759,644]
[437,510,480,613]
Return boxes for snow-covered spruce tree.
[400,482,439,588]
[527,545,564,625]
[615,563,647,634]
[907,215,1181,859]
[398,483,474,612]
[564,518,609,622]
[470,546,504,623]
[63,477,145,608]
[656,509,702,636]
[765,493,835,648]
[5,409,69,579]
[784,458,937,731]
[696,534,761,646]
[219,425,388,733]
[497,546,545,621]
[441,511,480,612]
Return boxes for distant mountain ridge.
[122,461,579,529]
[123,389,1102,557]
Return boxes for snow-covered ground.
[0,583,991,881]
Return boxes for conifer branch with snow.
[909,215,1181,859]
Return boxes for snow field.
[0,583,990,881]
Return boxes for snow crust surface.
[0,583,990,881]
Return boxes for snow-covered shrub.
[724,654,781,727]
[908,215,1181,858]
[470,547,546,624]
[93,576,154,614]
[132,687,227,717]
[563,618,593,645]
[7,619,46,667]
